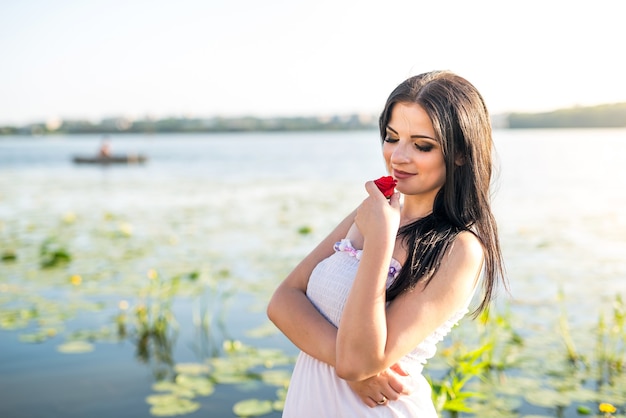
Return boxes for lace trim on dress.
[333,238,401,280]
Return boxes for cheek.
[437,167,447,186]
[382,146,393,166]
[433,160,447,185]
[421,154,446,182]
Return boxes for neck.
[400,195,434,226]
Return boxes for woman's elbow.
[266,293,280,324]
[266,284,294,325]
[335,365,360,381]
[335,358,373,381]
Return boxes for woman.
[267,70,506,417]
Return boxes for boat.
[72,154,148,164]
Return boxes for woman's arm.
[266,209,356,364]
[266,207,412,406]
[336,183,484,381]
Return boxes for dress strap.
[333,239,401,281]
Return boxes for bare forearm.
[336,238,394,379]
[267,284,338,366]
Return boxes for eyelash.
[384,137,433,152]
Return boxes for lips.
[392,169,415,180]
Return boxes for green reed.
[425,290,626,417]
[428,307,524,417]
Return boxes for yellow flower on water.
[118,222,133,236]
[62,212,76,224]
[599,403,617,414]
[223,340,242,352]
[118,300,129,310]
[70,274,82,286]
[147,269,158,280]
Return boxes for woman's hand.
[347,363,413,408]
[335,182,401,381]
[354,181,401,244]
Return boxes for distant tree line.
[507,102,626,128]
[0,114,378,136]
[1,103,625,135]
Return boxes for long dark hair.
[379,70,506,316]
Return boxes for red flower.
[373,176,397,198]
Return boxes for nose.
[390,141,411,165]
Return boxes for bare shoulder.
[438,230,484,292]
[407,230,484,299]
[452,230,484,263]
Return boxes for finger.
[373,394,388,405]
[389,192,401,208]
[365,397,377,408]
[390,362,409,376]
[388,378,410,395]
[364,181,387,199]
[384,388,400,401]
[385,371,410,396]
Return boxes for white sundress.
[282,238,473,418]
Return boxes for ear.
[454,154,466,166]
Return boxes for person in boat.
[99,137,112,158]
[267,70,507,417]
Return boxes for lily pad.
[174,362,210,375]
[524,388,571,408]
[232,399,273,417]
[466,401,521,418]
[151,381,196,399]
[491,376,541,396]
[147,394,200,417]
[175,374,215,396]
[259,369,291,387]
[146,393,180,406]
[57,340,94,354]
[272,399,284,412]
[19,329,55,343]
[211,369,256,385]
[152,381,180,393]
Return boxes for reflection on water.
[491,129,626,328]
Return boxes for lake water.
[1,129,626,417]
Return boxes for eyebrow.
[386,126,437,141]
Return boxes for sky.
[1,0,624,125]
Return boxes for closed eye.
[415,143,433,152]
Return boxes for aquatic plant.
[39,237,71,268]
[428,308,524,416]
[4,187,626,418]
[557,289,581,364]
[599,402,618,417]
[429,343,491,414]
[141,339,293,417]
[1,249,17,262]
[594,295,626,386]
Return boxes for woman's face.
[382,102,446,202]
